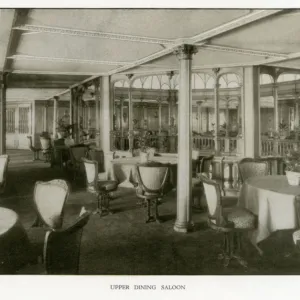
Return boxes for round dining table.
[0,207,31,274]
[239,175,300,246]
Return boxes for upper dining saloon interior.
[3,8,300,275]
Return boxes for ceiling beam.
[188,10,283,44]
[44,9,284,100]
[13,24,176,45]
[199,44,288,59]
[12,70,105,76]
[4,9,30,71]
[7,54,133,66]
[262,51,300,66]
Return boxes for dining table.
[0,207,31,273]
[238,175,300,250]
[109,156,178,188]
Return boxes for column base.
[173,220,194,233]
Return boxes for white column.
[243,66,260,158]
[197,101,202,133]
[43,102,48,132]
[100,76,111,153]
[158,98,162,133]
[70,89,76,139]
[52,96,58,139]
[94,78,100,147]
[214,83,220,153]
[295,94,299,128]
[0,74,7,154]
[225,102,230,137]
[273,82,279,131]
[174,44,197,233]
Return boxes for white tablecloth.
[109,157,177,188]
[0,207,30,273]
[239,175,300,244]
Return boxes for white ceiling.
[0,8,300,101]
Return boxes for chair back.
[200,155,214,174]
[40,136,51,151]
[33,179,69,229]
[136,162,169,194]
[238,158,269,183]
[69,145,88,164]
[199,174,228,227]
[82,158,98,192]
[44,211,91,275]
[0,155,9,193]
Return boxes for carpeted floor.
[2,157,300,275]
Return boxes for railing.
[261,137,300,156]
[110,130,243,155]
[193,136,214,150]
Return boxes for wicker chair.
[199,174,257,267]
[82,158,118,216]
[0,154,9,194]
[134,162,170,223]
[68,144,89,180]
[238,158,269,183]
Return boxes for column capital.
[174,44,198,60]
[214,83,220,89]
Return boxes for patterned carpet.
[2,158,300,275]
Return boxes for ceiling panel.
[27,9,252,40]
[211,11,300,54]
[16,33,162,62]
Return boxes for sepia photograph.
[0,2,300,296]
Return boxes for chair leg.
[154,199,162,223]
[105,193,113,215]
[93,194,103,216]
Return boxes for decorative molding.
[200,44,287,59]
[11,69,106,76]
[13,24,176,45]
[8,54,132,66]
[174,45,198,60]
[189,10,283,44]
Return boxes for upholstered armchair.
[26,179,69,264]
[31,179,69,229]
[238,158,269,183]
[0,154,9,194]
[192,155,215,210]
[199,174,257,267]
[67,145,89,180]
[293,195,300,248]
[20,209,91,275]
[82,158,118,216]
[134,162,170,223]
